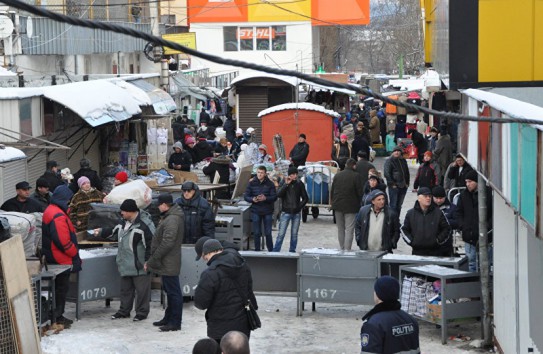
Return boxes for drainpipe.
[478,174,492,348]
[160,59,169,91]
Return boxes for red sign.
[237,28,275,39]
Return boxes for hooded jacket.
[168,150,192,171]
[413,161,439,189]
[105,212,155,277]
[175,186,215,244]
[147,204,184,276]
[194,250,257,340]
[401,201,451,256]
[42,186,82,272]
[193,140,214,163]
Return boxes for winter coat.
[355,205,399,252]
[223,118,236,143]
[384,156,410,189]
[39,170,64,192]
[147,204,184,276]
[413,161,439,189]
[194,250,257,340]
[175,188,215,244]
[410,130,428,155]
[331,168,364,213]
[447,162,473,189]
[105,212,154,277]
[401,201,451,256]
[455,186,493,245]
[355,159,375,189]
[243,176,277,215]
[69,188,105,232]
[437,200,456,256]
[277,179,308,214]
[193,141,214,163]
[168,150,192,171]
[433,134,453,173]
[1,196,44,213]
[42,202,82,272]
[360,302,420,354]
[289,142,310,167]
[352,135,371,160]
[369,115,381,144]
[332,142,352,169]
[70,167,102,193]
[31,191,51,209]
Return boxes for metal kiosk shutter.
[0,159,28,203]
[238,87,268,142]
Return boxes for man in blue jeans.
[145,193,184,331]
[273,166,308,252]
[384,146,410,216]
[244,165,277,251]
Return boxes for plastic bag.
[104,180,152,209]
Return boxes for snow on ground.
[41,157,483,353]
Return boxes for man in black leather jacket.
[288,134,310,167]
[272,166,308,252]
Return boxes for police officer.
[360,276,420,354]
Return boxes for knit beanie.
[464,170,478,182]
[77,176,91,188]
[115,171,128,184]
[374,276,400,302]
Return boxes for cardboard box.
[167,170,199,184]
[26,258,42,276]
[427,303,442,320]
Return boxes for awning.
[170,75,211,102]
[125,79,176,115]
[41,81,142,127]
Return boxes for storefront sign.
[237,27,275,39]
[162,33,197,55]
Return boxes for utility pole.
[149,0,161,71]
[478,174,493,348]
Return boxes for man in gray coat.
[433,126,453,184]
[331,158,364,250]
[145,193,184,332]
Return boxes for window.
[224,26,238,52]
[223,26,287,52]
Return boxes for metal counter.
[379,254,468,279]
[240,251,299,295]
[297,249,387,316]
[67,248,121,319]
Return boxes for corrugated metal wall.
[0,101,20,143]
[20,17,151,55]
[0,159,28,204]
[237,87,267,142]
[25,149,47,189]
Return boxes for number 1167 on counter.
[304,288,337,299]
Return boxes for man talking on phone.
[272,166,308,252]
[244,165,277,251]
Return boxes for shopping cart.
[299,161,338,223]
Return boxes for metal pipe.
[477,174,492,347]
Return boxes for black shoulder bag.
[231,278,261,331]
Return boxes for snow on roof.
[258,102,340,118]
[0,66,17,76]
[387,79,425,92]
[462,88,543,131]
[301,80,360,96]
[0,146,26,163]
[230,71,298,87]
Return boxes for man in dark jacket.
[203,155,232,199]
[194,239,258,342]
[193,137,214,163]
[272,166,308,252]
[97,199,155,321]
[223,115,236,143]
[243,165,277,251]
[401,187,451,256]
[168,141,192,171]
[199,108,211,126]
[455,170,493,271]
[70,158,102,193]
[447,154,473,189]
[355,151,375,189]
[31,177,52,209]
[384,146,410,216]
[175,181,215,244]
[289,134,310,167]
[1,181,44,213]
[360,276,420,354]
[355,190,399,253]
[352,132,371,161]
[331,158,364,250]
[146,193,184,331]
[42,185,81,328]
[38,160,64,192]
[432,186,455,257]
[408,129,428,164]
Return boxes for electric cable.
[2,0,543,124]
